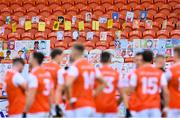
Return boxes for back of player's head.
[100,51,111,63]
[13,58,25,66]
[155,54,164,60]
[135,52,143,56]
[174,46,180,58]
[50,49,63,59]
[73,44,85,55]
[32,52,44,65]
[142,50,153,63]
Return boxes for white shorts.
[94,112,118,118]
[9,114,22,118]
[167,109,180,118]
[27,112,49,118]
[131,108,161,117]
[65,107,95,118]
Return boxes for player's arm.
[14,73,27,91]
[23,74,38,114]
[93,69,107,97]
[128,72,137,94]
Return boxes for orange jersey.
[4,69,26,115]
[95,65,120,113]
[66,58,100,109]
[28,67,53,113]
[166,63,180,108]
[129,65,166,111]
[42,61,60,89]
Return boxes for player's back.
[168,63,180,108]
[42,61,60,89]
[5,69,25,115]
[29,67,52,113]
[129,65,163,111]
[71,58,96,108]
[95,65,119,113]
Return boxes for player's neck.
[32,64,40,69]
[52,59,59,64]
[143,62,152,67]
[12,66,20,73]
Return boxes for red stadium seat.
[16,26,25,34]
[109,41,115,49]
[143,30,156,39]
[84,41,95,51]
[35,0,48,10]
[13,7,25,17]
[121,31,129,39]
[157,30,169,38]
[55,41,68,50]
[66,6,78,15]
[21,32,34,40]
[96,41,109,50]
[35,32,48,40]
[0,0,8,9]
[124,22,133,32]
[173,4,180,14]
[119,5,131,15]
[48,32,57,41]
[113,23,121,30]
[101,0,113,8]
[171,30,180,39]
[152,21,161,32]
[11,16,19,23]
[74,0,87,9]
[84,23,91,31]
[61,0,74,8]
[129,30,142,40]
[176,21,180,29]
[166,21,175,32]
[146,13,154,20]
[141,0,153,7]
[92,6,105,16]
[106,6,118,14]
[0,34,7,40]
[4,25,11,35]
[79,6,91,15]
[139,22,145,32]
[88,0,100,7]
[64,32,72,43]
[133,5,145,16]
[8,33,21,40]
[92,32,100,42]
[159,4,171,15]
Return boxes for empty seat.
[128,0,140,8]
[146,5,158,15]
[35,32,48,40]
[61,0,74,8]
[23,0,35,9]
[133,5,145,16]
[53,7,64,16]
[157,30,169,38]
[0,34,7,40]
[121,31,129,39]
[101,0,113,8]
[16,26,25,34]
[92,6,105,16]
[114,0,126,8]
[13,7,25,17]
[40,7,52,17]
[154,0,166,7]
[48,0,61,9]
[26,7,39,16]
[55,41,68,50]
[35,0,48,9]
[143,30,156,39]
[65,6,78,15]
[159,4,171,15]
[21,32,34,40]
[96,41,109,50]
[129,30,142,40]
[168,13,179,23]
[1,7,11,17]
[167,0,179,7]
[10,0,22,9]
[84,41,95,51]
[8,33,21,40]
[74,0,87,9]
[141,0,153,7]
[171,30,180,39]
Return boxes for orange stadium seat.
[113,23,121,30]
[48,0,61,10]
[55,41,68,50]
[101,0,113,8]
[8,33,21,40]
[96,41,109,50]
[121,31,129,39]
[0,0,8,9]
[0,34,7,40]
[139,22,145,32]
[35,32,48,40]
[21,32,34,40]
[166,21,175,31]
[0,16,5,26]
[133,5,145,16]
[128,0,140,8]
[53,7,65,16]
[26,7,39,17]
[74,0,87,9]
[13,7,25,17]
[173,4,180,14]
[129,30,142,40]
[176,21,180,29]
[119,5,131,15]
[64,32,72,43]
[146,13,154,20]
[66,6,78,15]
[84,23,91,31]
[146,5,158,15]
[171,30,180,39]
[141,0,153,7]
[22,0,35,9]
[1,7,11,17]
[4,25,11,35]
[157,30,169,38]
[92,32,100,42]
[61,0,74,8]
[11,16,19,23]
[39,7,52,17]
[92,6,105,16]
[168,13,179,23]
[143,30,156,39]
[106,6,118,14]
[109,41,115,49]
[48,32,57,41]
[154,0,166,7]
[159,4,171,15]
[167,0,179,7]
[9,0,22,9]
[16,26,25,34]
[88,0,100,7]
[27,24,38,34]
[35,0,48,10]
[151,21,161,32]
[124,22,133,32]
[114,0,126,8]
[79,6,91,15]
[84,41,95,51]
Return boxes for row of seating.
[1,0,179,8]
[0,29,179,42]
[0,4,179,17]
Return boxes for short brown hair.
[174,46,180,57]
[73,43,85,54]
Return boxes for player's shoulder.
[169,63,180,70]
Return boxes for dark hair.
[34,41,39,44]
[64,66,69,70]
[50,49,62,59]
[13,58,25,65]
[100,52,111,63]
[174,46,180,57]
[73,44,85,54]
[135,52,143,56]
[142,50,153,62]
[33,52,44,65]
